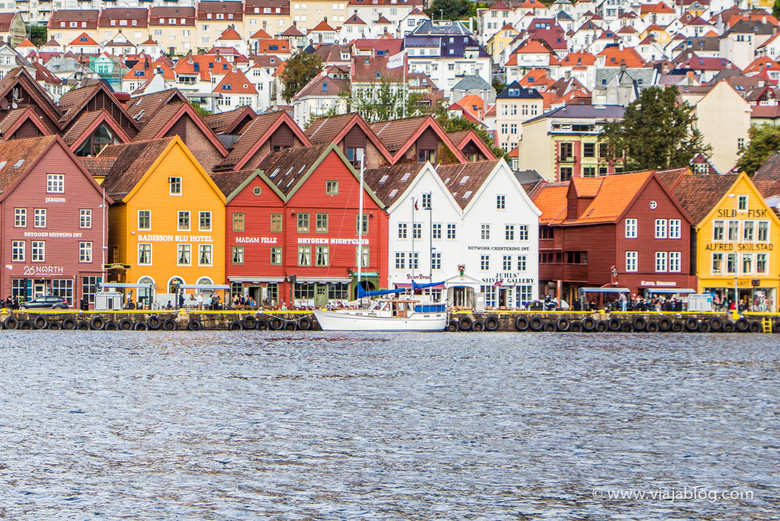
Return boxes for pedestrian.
[197,292,203,310]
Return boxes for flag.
[414,198,419,211]
[493,279,504,288]
[387,50,406,69]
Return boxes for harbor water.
[0,332,777,519]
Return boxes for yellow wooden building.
[90,136,226,307]
[661,171,780,312]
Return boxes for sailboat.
[313,157,448,332]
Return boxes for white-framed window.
[11,240,24,262]
[505,225,514,241]
[178,211,190,231]
[47,174,64,193]
[14,208,26,227]
[410,252,419,270]
[517,255,526,271]
[480,255,489,270]
[728,220,740,241]
[655,219,667,239]
[712,253,724,274]
[496,194,505,209]
[738,195,748,211]
[34,209,46,228]
[421,193,431,209]
[79,242,92,263]
[743,220,755,241]
[655,251,667,272]
[431,252,441,270]
[669,219,681,239]
[398,223,407,239]
[447,224,456,239]
[757,253,768,274]
[518,225,528,241]
[177,244,191,265]
[232,246,244,265]
[198,244,212,266]
[432,223,441,239]
[481,224,490,240]
[669,251,681,272]
[271,247,282,265]
[742,253,754,274]
[413,223,422,239]
[169,176,182,195]
[199,211,211,231]
[727,253,737,274]
[502,255,512,270]
[713,220,724,241]
[138,210,151,230]
[32,241,45,262]
[625,251,637,272]
[395,252,405,269]
[315,246,329,267]
[625,218,637,238]
[758,221,770,242]
[138,243,152,265]
[80,209,92,229]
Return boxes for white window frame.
[625,251,637,272]
[625,218,637,238]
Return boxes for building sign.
[297,237,369,245]
[704,243,773,252]
[235,236,278,244]
[23,265,64,276]
[716,208,769,218]
[137,234,213,242]
[405,273,431,280]
[45,197,66,203]
[467,246,530,251]
[481,272,535,284]
[640,281,677,287]
[24,232,84,238]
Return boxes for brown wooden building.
[530,171,696,303]
[0,135,111,306]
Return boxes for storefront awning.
[294,277,353,283]
[227,276,284,283]
[179,284,231,290]
[394,283,445,290]
[643,288,696,294]
[101,282,155,289]
[580,287,631,294]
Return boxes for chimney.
[687,70,694,85]
[565,70,571,80]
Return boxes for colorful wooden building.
[0,135,110,306]
[91,136,226,308]
[212,143,388,307]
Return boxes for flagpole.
[411,196,415,282]
[358,155,364,298]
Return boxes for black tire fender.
[722,321,735,333]
[543,320,555,332]
[671,320,684,333]
[242,315,257,329]
[298,317,312,330]
[4,316,18,330]
[188,319,203,331]
[269,317,284,330]
[472,319,485,332]
[458,316,473,331]
[62,317,77,330]
[596,320,608,332]
[698,320,711,333]
[90,316,105,330]
[646,321,658,332]
[119,318,134,330]
[621,322,633,333]
[447,319,459,332]
[33,315,48,329]
[556,317,570,332]
[104,321,119,331]
[581,316,596,332]
[133,321,148,331]
[162,319,176,331]
[484,316,499,331]
[607,317,621,331]
[48,321,61,330]
[735,318,749,332]
[685,317,699,332]
[284,320,298,331]
[569,320,582,332]
[632,316,647,331]
[749,320,762,333]
[529,316,544,331]
[515,316,530,331]
[709,317,723,332]
[658,317,672,332]
[147,315,162,330]
[77,320,90,330]
[229,320,243,330]
[19,320,32,330]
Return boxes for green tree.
[774,0,780,19]
[737,124,780,176]
[280,52,322,103]
[343,80,426,123]
[190,101,211,117]
[28,25,47,47]
[425,0,474,21]
[491,78,506,95]
[601,86,710,171]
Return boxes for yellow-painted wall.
[108,139,226,303]
[696,173,780,310]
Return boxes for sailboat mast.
[357,155,364,291]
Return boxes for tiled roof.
[204,105,257,134]
[214,69,258,94]
[256,143,331,197]
[209,168,257,198]
[657,170,737,223]
[125,88,188,126]
[370,116,428,151]
[305,113,360,144]
[436,161,497,209]
[218,110,289,170]
[363,163,424,206]
[753,153,780,196]
[62,110,107,145]
[530,182,569,224]
[0,135,57,195]
[98,138,175,201]
[79,156,116,179]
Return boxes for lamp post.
[729,194,738,313]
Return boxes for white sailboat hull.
[314,309,447,331]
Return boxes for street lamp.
[729,193,738,311]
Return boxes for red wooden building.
[530,171,696,303]
[212,143,388,307]
[0,135,111,306]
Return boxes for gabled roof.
[217,110,312,171]
[369,115,468,163]
[57,82,139,134]
[133,101,228,156]
[311,19,336,32]
[598,46,645,68]
[98,136,224,203]
[363,163,428,208]
[217,26,242,41]
[0,107,56,139]
[204,105,257,135]
[215,69,258,94]
[281,24,305,37]
[250,28,272,39]
[125,88,189,126]
[305,112,394,162]
[436,161,498,210]
[657,169,737,224]
[447,129,496,161]
[0,134,111,204]
[62,109,131,150]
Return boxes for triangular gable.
[228,111,312,171]
[204,105,257,135]
[59,82,140,137]
[389,116,468,164]
[463,159,541,217]
[0,135,113,205]
[63,109,131,151]
[308,113,394,164]
[135,102,228,157]
[617,172,694,225]
[452,129,496,161]
[0,67,62,131]
[697,172,780,230]
[0,106,55,139]
[125,88,190,126]
[122,136,226,205]
[384,162,462,215]
[213,169,283,204]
